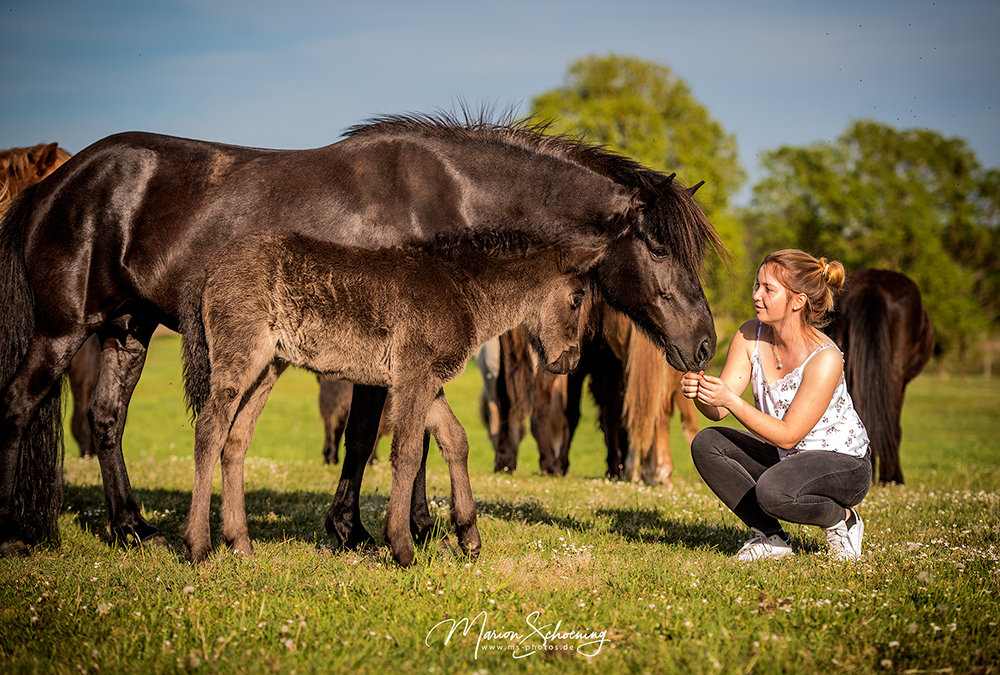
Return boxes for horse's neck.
[462,257,560,343]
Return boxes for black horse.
[0,113,720,555]
[827,269,934,484]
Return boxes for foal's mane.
[412,227,604,266]
[345,112,722,273]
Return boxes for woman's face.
[753,264,797,324]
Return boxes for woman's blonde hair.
[761,249,845,328]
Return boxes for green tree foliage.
[747,120,1000,367]
[529,54,748,336]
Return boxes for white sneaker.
[825,508,864,560]
[734,528,793,561]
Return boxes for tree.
[746,120,999,368]
[530,54,748,334]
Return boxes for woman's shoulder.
[735,319,762,342]
[802,341,845,381]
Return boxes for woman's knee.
[690,427,726,464]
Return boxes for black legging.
[691,427,872,535]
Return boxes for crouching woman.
[682,250,871,561]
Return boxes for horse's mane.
[0,143,73,216]
[412,227,604,264]
[345,111,722,273]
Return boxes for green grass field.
[2,333,998,674]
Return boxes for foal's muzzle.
[545,346,581,374]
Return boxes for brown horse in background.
[599,307,699,485]
[0,143,72,217]
[827,269,934,485]
[1,143,100,459]
[481,298,698,484]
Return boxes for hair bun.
[821,259,846,290]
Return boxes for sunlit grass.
[1,334,998,674]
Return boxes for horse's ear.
[32,143,62,178]
[687,181,705,196]
[559,245,606,275]
[637,172,676,214]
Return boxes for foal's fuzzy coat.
[181,229,604,566]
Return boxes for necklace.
[774,346,784,370]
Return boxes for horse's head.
[595,173,720,373]
[0,143,72,217]
[522,246,603,374]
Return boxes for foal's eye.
[649,247,669,261]
[571,292,584,309]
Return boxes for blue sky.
[2,0,998,204]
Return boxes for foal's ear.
[558,245,606,274]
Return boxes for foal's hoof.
[0,538,30,558]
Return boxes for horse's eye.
[650,247,669,261]
[571,292,584,309]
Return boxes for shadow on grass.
[63,483,790,558]
[596,507,747,554]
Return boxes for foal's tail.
[0,187,64,546]
[179,276,212,418]
[842,290,899,482]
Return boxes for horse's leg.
[383,377,440,568]
[87,319,168,547]
[531,372,558,475]
[409,431,436,544]
[0,333,82,553]
[220,363,286,558]
[325,384,387,549]
[426,391,481,559]
[319,377,352,465]
[67,335,100,458]
[643,396,673,487]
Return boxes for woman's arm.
[693,347,844,449]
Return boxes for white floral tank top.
[750,322,869,459]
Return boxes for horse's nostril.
[696,338,714,367]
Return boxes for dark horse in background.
[0,112,721,556]
[827,269,934,485]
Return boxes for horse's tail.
[843,291,899,482]
[0,186,64,546]
[179,274,211,418]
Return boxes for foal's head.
[522,247,603,374]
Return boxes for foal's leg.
[409,431,437,544]
[220,363,286,557]
[88,319,168,547]
[383,377,440,568]
[425,392,481,559]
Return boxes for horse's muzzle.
[545,346,580,374]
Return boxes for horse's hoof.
[0,538,30,558]
[325,515,376,550]
[392,548,416,568]
[140,533,172,550]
